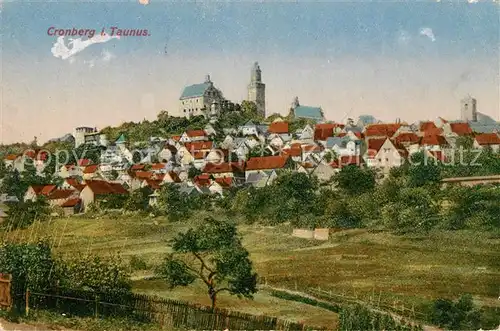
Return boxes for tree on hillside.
[333,165,376,195]
[407,152,442,187]
[156,184,192,222]
[0,242,56,307]
[5,198,52,229]
[430,294,481,330]
[271,172,319,223]
[156,218,258,310]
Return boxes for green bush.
[129,255,148,271]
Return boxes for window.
[385,158,389,162]
[183,109,186,113]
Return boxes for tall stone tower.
[247,62,266,117]
[460,95,477,122]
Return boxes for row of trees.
[0,242,131,311]
[339,304,424,331]
[219,150,500,232]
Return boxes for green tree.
[187,166,202,179]
[156,184,191,222]
[381,187,439,233]
[430,294,481,330]
[56,253,131,294]
[124,187,152,211]
[156,218,258,310]
[0,242,55,308]
[4,198,52,229]
[334,165,376,195]
[407,152,442,187]
[271,172,319,224]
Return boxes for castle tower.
[247,62,266,117]
[461,95,477,122]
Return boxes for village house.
[82,165,100,180]
[365,138,407,172]
[46,189,79,208]
[61,198,82,216]
[179,129,208,143]
[24,184,57,202]
[473,133,500,152]
[79,180,128,212]
[244,155,292,182]
[57,164,83,179]
[363,123,402,142]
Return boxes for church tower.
[460,95,477,122]
[247,62,266,117]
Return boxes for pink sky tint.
[2,52,498,144]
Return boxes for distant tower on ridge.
[461,95,477,122]
[247,62,266,117]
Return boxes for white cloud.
[468,0,479,3]
[51,33,120,61]
[419,27,436,42]
[101,49,115,62]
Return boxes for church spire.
[251,62,261,83]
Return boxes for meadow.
[2,211,499,329]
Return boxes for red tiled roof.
[167,171,182,183]
[185,141,213,151]
[194,174,211,187]
[302,144,323,153]
[420,135,448,146]
[151,163,167,170]
[475,133,500,145]
[130,164,145,171]
[282,147,302,157]
[313,123,340,141]
[449,123,473,136]
[144,180,162,190]
[47,189,76,200]
[394,132,420,145]
[366,138,387,157]
[41,185,57,196]
[364,124,401,137]
[83,165,98,174]
[171,135,181,141]
[315,123,344,130]
[30,184,57,196]
[135,171,153,179]
[300,162,315,169]
[268,122,289,134]
[61,198,81,208]
[330,156,363,169]
[245,155,290,171]
[203,162,244,173]
[419,122,437,132]
[77,159,92,166]
[423,127,444,136]
[5,154,18,161]
[65,178,80,187]
[214,177,232,188]
[186,130,207,138]
[85,180,128,195]
[192,151,206,160]
[24,150,49,161]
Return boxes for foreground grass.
[3,213,500,328]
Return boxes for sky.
[1,0,499,144]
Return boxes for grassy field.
[2,212,500,328]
